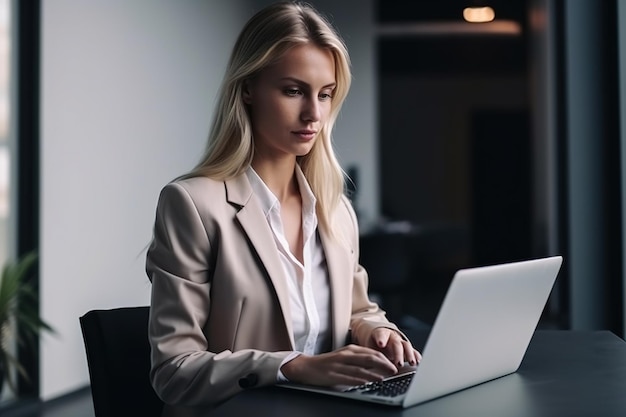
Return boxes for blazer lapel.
[319,227,353,350]
[225,175,295,349]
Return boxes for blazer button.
[238,373,259,389]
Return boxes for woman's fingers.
[280,330,424,387]
[369,328,422,366]
[333,344,398,376]
[406,345,422,366]
[280,344,398,387]
[371,327,391,349]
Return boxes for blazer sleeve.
[338,196,408,345]
[146,182,291,407]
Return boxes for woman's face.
[244,43,336,161]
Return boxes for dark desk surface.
[205,330,626,417]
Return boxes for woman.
[146,1,421,412]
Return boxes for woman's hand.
[365,327,422,368]
[280,344,398,387]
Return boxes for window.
[0,0,16,403]
[0,0,12,268]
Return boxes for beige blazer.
[146,174,399,414]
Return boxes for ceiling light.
[463,6,495,23]
[377,21,521,37]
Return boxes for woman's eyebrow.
[279,77,336,89]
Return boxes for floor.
[1,387,94,417]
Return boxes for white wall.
[40,0,248,400]
[39,0,377,401]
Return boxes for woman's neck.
[251,157,299,203]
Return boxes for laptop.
[280,255,563,408]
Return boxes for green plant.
[0,251,54,394]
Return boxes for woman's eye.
[284,88,302,97]
[319,92,333,101]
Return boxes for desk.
[202,331,626,417]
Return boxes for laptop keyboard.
[343,371,415,398]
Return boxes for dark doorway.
[374,0,531,325]
[470,110,532,266]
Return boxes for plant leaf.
[0,251,55,394]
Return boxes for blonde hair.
[183,1,352,237]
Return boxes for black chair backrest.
[80,306,164,417]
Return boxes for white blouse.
[246,166,332,356]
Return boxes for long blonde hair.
[184,1,352,237]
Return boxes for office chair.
[80,306,164,417]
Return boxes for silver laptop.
[280,255,563,408]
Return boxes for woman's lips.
[293,130,317,141]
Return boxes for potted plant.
[0,251,54,395]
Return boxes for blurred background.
[1,0,625,412]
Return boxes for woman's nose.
[301,97,321,122]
